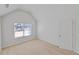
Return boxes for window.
[14,23,32,38]
[24,24,32,36]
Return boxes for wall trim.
[74,50,79,54]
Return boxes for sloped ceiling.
[0,4,20,16]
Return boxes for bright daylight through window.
[14,23,32,38]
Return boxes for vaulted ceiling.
[0,4,20,16]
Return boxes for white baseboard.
[74,50,79,54]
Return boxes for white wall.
[21,5,60,45]
[58,17,72,50]
[20,5,79,50]
[0,17,1,52]
[2,10,37,48]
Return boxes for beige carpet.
[1,39,78,55]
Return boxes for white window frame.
[14,23,32,38]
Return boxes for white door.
[58,18,73,50]
[74,17,79,52]
[0,18,1,52]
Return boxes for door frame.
[72,17,79,53]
